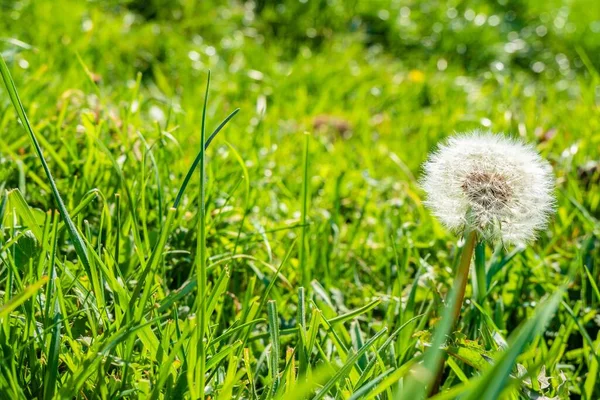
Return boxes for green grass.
[1,0,600,398]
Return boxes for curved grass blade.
[209,319,266,348]
[0,276,48,319]
[0,55,91,272]
[327,299,381,325]
[172,107,240,208]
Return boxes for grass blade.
[195,70,211,399]
[172,107,240,208]
[299,132,310,288]
[268,300,281,395]
[0,276,48,319]
[0,55,91,272]
[43,212,61,400]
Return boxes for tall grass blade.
[195,70,211,399]
[43,213,61,400]
[299,132,310,288]
[0,55,91,272]
[268,300,281,395]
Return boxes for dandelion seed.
[421,131,555,244]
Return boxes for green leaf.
[13,229,40,269]
[446,341,491,371]
[7,188,43,241]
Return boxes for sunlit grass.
[0,0,599,399]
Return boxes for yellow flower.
[408,69,425,83]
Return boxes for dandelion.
[418,131,556,394]
[421,131,555,245]
[422,132,555,353]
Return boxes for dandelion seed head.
[421,131,555,245]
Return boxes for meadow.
[0,0,600,398]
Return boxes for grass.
[1,0,600,398]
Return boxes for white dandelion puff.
[421,131,555,245]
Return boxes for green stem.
[474,241,486,304]
[429,230,477,396]
[450,230,478,326]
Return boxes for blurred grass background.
[1,0,600,398]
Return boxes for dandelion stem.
[430,229,477,396]
[450,230,478,326]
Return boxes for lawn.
[0,0,599,398]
